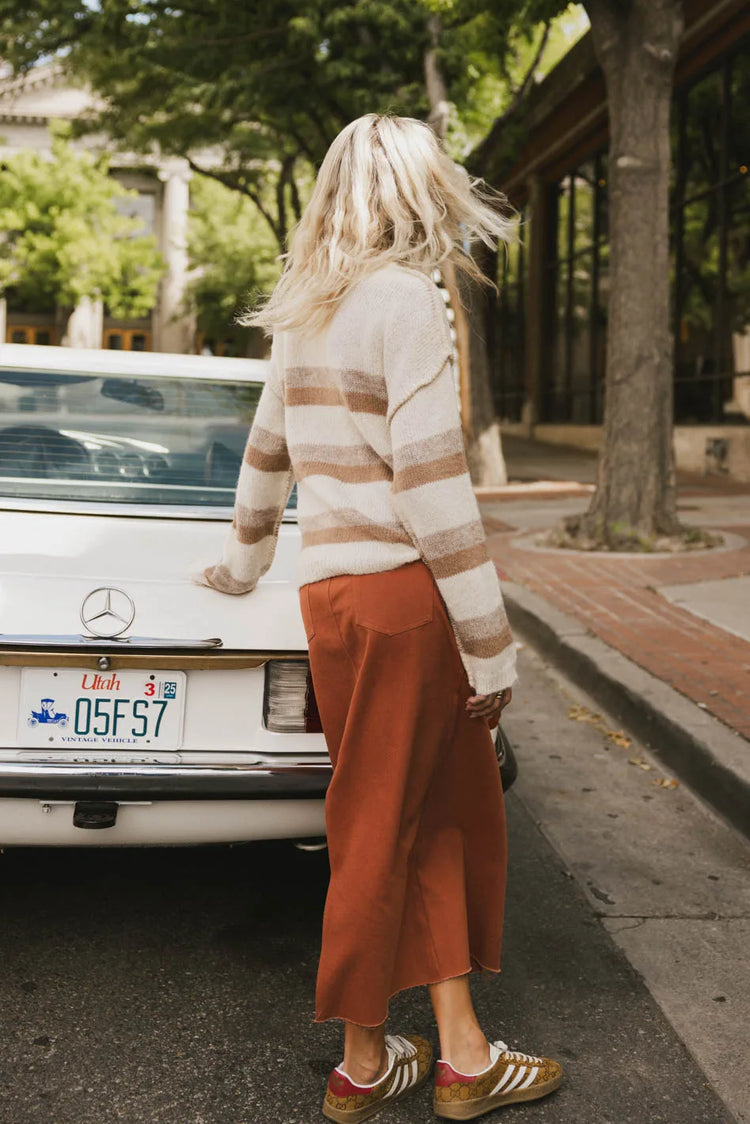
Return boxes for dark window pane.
[557,177,572,262]
[570,252,593,422]
[573,160,596,253]
[554,260,569,402]
[729,49,750,183]
[684,69,722,201]
[727,170,750,421]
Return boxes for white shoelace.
[493,1040,543,1065]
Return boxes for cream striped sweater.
[201,263,517,693]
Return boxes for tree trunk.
[578,0,684,542]
[458,243,508,485]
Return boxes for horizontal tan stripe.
[419,519,486,562]
[459,606,511,642]
[302,523,412,548]
[285,366,385,398]
[289,441,385,468]
[286,385,342,408]
[285,384,387,415]
[249,424,288,456]
[397,429,465,467]
[460,624,514,659]
[233,504,279,545]
[295,459,391,484]
[344,391,387,415]
[428,540,489,579]
[392,451,467,493]
[244,445,291,472]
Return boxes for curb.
[502,582,750,841]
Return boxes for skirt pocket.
[353,563,434,635]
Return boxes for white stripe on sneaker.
[384,1069,400,1099]
[410,1058,418,1086]
[490,1064,515,1095]
[503,1066,527,1093]
[519,1066,539,1090]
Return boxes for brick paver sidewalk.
[480,478,750,741]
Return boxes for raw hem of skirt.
[313,955,501,1026]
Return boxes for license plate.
[18,668,186,750]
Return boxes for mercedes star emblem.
[80,587,136,638]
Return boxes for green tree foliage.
[0,1,570,252]
[0,127,164,316]
[186,173,284,342]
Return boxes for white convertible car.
[0,344,329,846]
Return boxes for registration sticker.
[17,668,186,749]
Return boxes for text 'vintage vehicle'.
[0,343,329,845]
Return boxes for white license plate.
[18,668,186,750]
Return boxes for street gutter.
[503,581,750,842]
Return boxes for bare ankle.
[440,1025,491,1074]
[343,1046,388,1086]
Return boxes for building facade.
[487,0,750,480]
[0,63,194,353]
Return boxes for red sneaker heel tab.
[328,1068,374,1097]
[434,1060,473,1087]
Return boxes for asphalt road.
[1,649,742,1124]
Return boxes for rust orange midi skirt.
[299,559,508,1027]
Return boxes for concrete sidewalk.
[479,436,750,837]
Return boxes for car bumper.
[0,794,328,846]
[0,759,332,801]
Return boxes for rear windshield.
[0,366,296,509]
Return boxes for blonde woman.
[199,114,562,1122]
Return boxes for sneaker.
[323,1033,432,1122]
[433,1039,562,1119]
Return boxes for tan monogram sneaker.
[433,1039,562,1119]
[323,1033,432,1123]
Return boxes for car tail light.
[264,660,323,733]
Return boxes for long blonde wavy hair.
[243,113,516,336]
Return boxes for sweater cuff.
[461,643,518,696]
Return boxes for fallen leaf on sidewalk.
[653,777,680,789]
[568,704,600,722]
[567,704,632,748]
[628,757,653,771]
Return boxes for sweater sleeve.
[384,277,517,694]
[198,346,294,595]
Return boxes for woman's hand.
[465,687,512,727]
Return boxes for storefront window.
[673,42,750,423]
[541,150,608,423]
[492,35,748,431]
[494,213,526,421]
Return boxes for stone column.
[62,296,104,348]
[154,158,195,353]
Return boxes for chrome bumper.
[0,760,332,801]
